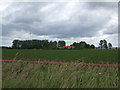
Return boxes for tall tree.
[53,41,57,48]
[12,40,20,49]
[90,44,95,49]
[99,40,103,48]
[108,43,112,49]
[103,40,108,49]
[72,42,77,46]
[58,41,66,47]
[79,41,87,49]
[99,40,108,49]
[71,42,79,49]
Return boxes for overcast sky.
[1,1,118,47]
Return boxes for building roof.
[63,46,74,47]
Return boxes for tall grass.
[3,62,118,88]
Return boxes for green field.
[2,49,118,63]
[2,49,119,88]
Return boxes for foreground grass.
[3,62,118,88]
[2,49,118,63]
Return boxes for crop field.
[2,49,118,63]
[2,49,119,88]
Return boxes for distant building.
[58,47,64,49]
[58,46,75,49]
[63,46,75,49]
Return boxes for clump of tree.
[11,39,114,49]
[98,40,112,49]
[70,41,95,49]
[12,40,96,49]
[12,40,65,49]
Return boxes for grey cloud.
[86,2,117,10]
[2,2,118,46]
[103,25,118,35]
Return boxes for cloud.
[1,2,118,47]
[86,2,117,10]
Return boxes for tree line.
[8,39,112,49]
[70,41,95,49]
[12,40,65,49]
[12,39,95,49]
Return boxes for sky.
[1,1,118,47]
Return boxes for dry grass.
[2,62,118,88]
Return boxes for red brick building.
[58,46,75,49]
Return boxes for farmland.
[2,49,118,63]
[2,49,119,88]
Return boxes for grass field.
[2,49,119,88]
[3,62,118,88]
[2,49,118,63]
